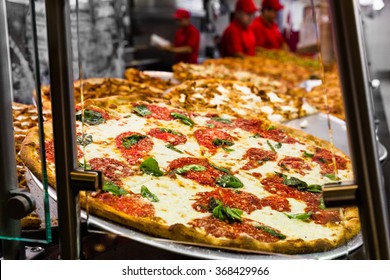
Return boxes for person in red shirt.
[219,0,258,57]
[251,0,288,50]
[162,9,200,64]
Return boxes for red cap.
[235,0,258,14]
[174,8,191,19]
[262,0,284,11]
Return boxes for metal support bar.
[322,183,358,208]
[70,169,103,192]
[0,0,24,259]
[329,0,390,259]
[44,0,80,259]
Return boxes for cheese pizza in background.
[165,79,317,123]
[20,95,360,254]
[37,77,164,111]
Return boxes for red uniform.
[251,16,284,49]
[220,18,256,57]
[173,24,200,64]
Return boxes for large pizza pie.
[165,79,317,123]
[20,92,360,255]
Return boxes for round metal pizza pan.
[27,170,363,260]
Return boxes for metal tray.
[27,169,363,260]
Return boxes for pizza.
[202,56,312,86]
[165,79,317,123]
[173,62,286,93]
[37,77,164,110]
[255,48,321,75]
[20,94,360,255]
[304,69,345,120]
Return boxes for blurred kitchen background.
[5,0,390,113]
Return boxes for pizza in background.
[173,62,287,94]
[304,69,345,120]
[165,79,317,123]
[37,77,164,110]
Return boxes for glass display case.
[1,0,390,260]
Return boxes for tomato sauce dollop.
[168,157,224,186]
[189,217,281,243]
[312,147,348,174]
[115,131,153,165]
[96,192,155,217]
[89,158,134,186]
[147,128,187,145]
[194,128,235,150]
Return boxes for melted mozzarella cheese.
[267,92,284,103]
[233,84,252,95]
[123,175,210,225]
[302,101,317,114]
[84,143,124,162]
[268,114,285,123]
[260,106,274,115]
[247,208,340,240]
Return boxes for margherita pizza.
[20,94,360,255]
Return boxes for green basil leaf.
[159,128,182,136]
[256,225,286,239]
[76,134,93,147]
[285,211,313,221]
[216,174,244,189]
[318,197,326,210]
[323,173,341,181]
[122,134,146,149]
[281,174,322,193]
[165,144,183,154]
[103,181,128,196]
[318,157,328,163]
[274,171,287,179]
[211,117,232,124]
[210,198,243,223]
[206,124,215,128]
[140,157,164,177]
[76,109,105,125]
[267,125,275,131]
[306,184,322,193]
[280,163,290,171]
[133,104,152,117]
[171,112,195,126]
[250,134,261,138]
[222,147,235,152]
[208,197,220,210]
[175,164,206,174]
[303,151,314,158]
[209,163,230,173]
[140,185,159,202]
[266,140,276,152]
[275,142,282,149]
[213,138,234,147]
[78,161,91,170]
